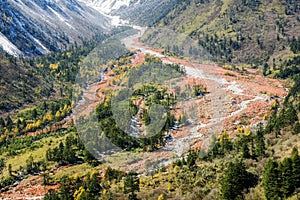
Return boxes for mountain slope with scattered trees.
[141,0,300,78]
[0,0,110,56]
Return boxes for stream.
[120,26,267,157]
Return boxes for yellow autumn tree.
[168,182,174,192]
[219,131,230,143]
[43,111,53,123]
[4,128,9,135]
[158,194,165,200]
[49,63,59,70]
[244,126,251,135]
[237,126,244,134]
[12,127,19,134]
[35,119,42,128]
[25,123,34,131]
[55,111,61,120]
[74,186,89,200]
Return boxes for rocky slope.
[0,0,111,56]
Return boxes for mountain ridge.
[0,0,111,56]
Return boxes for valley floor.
[0,26,289,199]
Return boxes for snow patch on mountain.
[0,32,22,57]
[78,0,133,26]
[0,0,111,56]
[79,0,131,13]
[33,38,50,54]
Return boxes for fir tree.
[242,142,251,159]
[262,159,280,200]
[291,147,300,190]
[255,123,265,157]
[0,158,5,174]
[5,116,13,131]
[279,157,293,198]
[221,161,257,200]
[124,171,140,200]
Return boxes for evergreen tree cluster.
[290,37,300,53]
[46,135,82,166]
[44,167,130,200]
[124,171,140,200]
[265,75,300,134]
[95,81,177,152]
[198,33,242,62]
[262,147,300,199]
[45,171,103,200]
[221,161,258,200]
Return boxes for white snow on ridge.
[0,32,22,57]
[78,0,131,26]
[109,15,128,26]
[79,0,131,13]
[33,38,50,54]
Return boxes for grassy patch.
[2,132,71,177]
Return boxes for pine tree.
[8,164,12,176]
[187,149,197,168]
[262,159,280,200]
[84,150,99,166]
[291,147,300,190]
[42,101,47,110]
[292,121,300,135]
[5,116,13,131]
[31,109,37,119]
[85,171,102,196]
[221,161,257,200]
[59,175,73,200]
[62,146,77,164]
[46,149,51,161]
[58,142,64,155]
[16,119,21,129]
[263,63,269,76]
[124,171,140,200]
[42,172,50,186]
[255,123,265,157]
[25,155,35,174]
[0,117,5,128]
[242,142,251,159]
[284,106,298,126]
[0,158,5,174]
[279,158,294,198]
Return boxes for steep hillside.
[141,0,300,73]
[0,25,131,114]
[0,0,110,56]
[79,0,182,26]
[0,52,53,114]
[0,32,22,56]
[113,0,183,26]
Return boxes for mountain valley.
[0,0,299,199]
